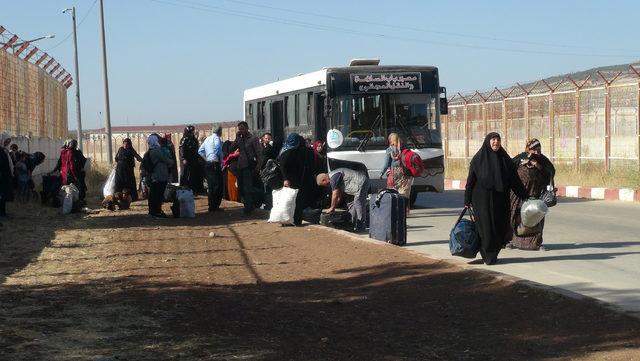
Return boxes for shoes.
[150,212,168,219]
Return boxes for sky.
[4,0,640,130]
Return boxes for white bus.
[243,59,447,206]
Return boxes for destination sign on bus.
[350,72,422,94]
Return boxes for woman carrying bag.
[464,132,527,265]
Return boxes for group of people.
[464,133,555,265]
[0,134,47,220]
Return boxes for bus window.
[257,101,266,129]
[299,92,308,126]
[294,94,300,126]
[284,96,291,127]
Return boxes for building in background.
[82,121,238,163]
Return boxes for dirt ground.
[1,196,640,361]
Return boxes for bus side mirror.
[439,86,448,115]
[440,97,448,115]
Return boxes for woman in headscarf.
[0,134,14,217]
[142,134,174,218]
[179,125,201,191]
[222,140,240,202]
[380,133,413,211]
[311,140,327,175]
[53,139,87,202]
[464,132,527,265]
[507,138,555,250]
[279,133,316,226]
[114,138,143,201]
[160,134,179,183]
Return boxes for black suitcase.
[369,189,407,246]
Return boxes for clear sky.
[5,0,639,130]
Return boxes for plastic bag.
[59,184,79,215]
[103,169,117,198]
[177,189,196,218]
[268,187,299,225]
[521,199,548,227]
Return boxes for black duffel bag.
[260,159,283,190]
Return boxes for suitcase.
[368,189,407,246]
[449,208,479,258]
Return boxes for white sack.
[268,187,299,225]
[177,189,196,218]
[103,169,117,197]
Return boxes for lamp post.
[98,0,113,165]
[1,34,55,51]
[63,7,83,151]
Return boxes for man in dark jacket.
[232,121,263,215]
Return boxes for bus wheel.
[410,192,418,208]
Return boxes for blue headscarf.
[147,134,161,150]
[279,133,302,155]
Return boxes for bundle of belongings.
[102,189,132,211]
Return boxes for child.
[15,153,30,202]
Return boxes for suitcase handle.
[374,188,399,207]
[455,207,475,226]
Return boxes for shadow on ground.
[1,199,640,360]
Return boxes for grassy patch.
[445,158,640,190]
[85,161,111,205]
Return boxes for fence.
[0,25,70,180]
[443,66,640,171]
[82,126,238,165]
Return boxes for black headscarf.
[471,132,511,192]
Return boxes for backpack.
[400,149,426,177]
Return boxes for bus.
[243,59,447,206]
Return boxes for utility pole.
[64,7,83,150]
[98,0,113,164]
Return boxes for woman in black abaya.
[114,138,143,201]
[464,132,527,265]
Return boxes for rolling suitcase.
[369,189,407,246]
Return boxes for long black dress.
[114,147,142,201]
[179,134,202,192]
[279,142,316,226]
[464,133,527,265]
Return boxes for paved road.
[404,191,640,314]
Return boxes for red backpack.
[401,148,426,177]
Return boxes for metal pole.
[98,0,113,164]
[70,7,83,150]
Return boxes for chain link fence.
[443,67,640,172]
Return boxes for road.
[403,190,640,315]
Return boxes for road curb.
[445,179,640,203]
[311,224,640,320]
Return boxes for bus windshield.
[330,93,441,150]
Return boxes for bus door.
[314,93,326,140]
[270,100,285,147]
